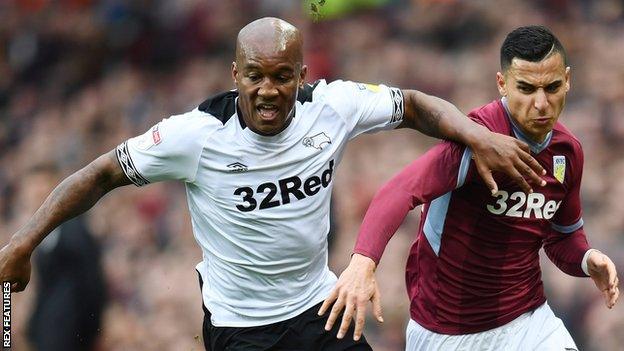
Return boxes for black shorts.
[198,273,372,350]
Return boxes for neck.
[522,127,546,144]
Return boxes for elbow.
[401,90,445,137]
[374,181,418,211]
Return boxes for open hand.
[587,250,619,308]
[318,254,383,341]
[471,132,546,194]
[0,240,32,292]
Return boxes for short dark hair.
[500,25,567,71]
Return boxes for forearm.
[354,143,461,263]
[353,181,414,264]
[401,90,487,146]
[544,228,591,277]
[10,152,128,254]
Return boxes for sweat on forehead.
[236,17,302,63]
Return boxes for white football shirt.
[116,79,404,327]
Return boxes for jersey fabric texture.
[354,98,590,334]
[116,80,404,327]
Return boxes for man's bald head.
[236,17,303,66]
[232,18,308,136]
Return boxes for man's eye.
[518,86,533,93]
[545,84,560,93]
[248,75,261,82]
[278,76,292,83]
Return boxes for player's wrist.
[8,233,35,257]
[461,122,490,152]
[351,253,377,272]
[583,249,601,276]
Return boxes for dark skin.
[0,151,130,291]
[233,18,306,136]
[1,17,544,307]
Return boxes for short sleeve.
[116,109,216,186]
[322,80,404,139]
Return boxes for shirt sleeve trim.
[352,249,381,266]
[551,218,584,233]
[581,249,597,276]
[389,87,404,124]
[456,147,473,188]
[116,141,150,187]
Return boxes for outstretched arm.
[544,230,619,309]
[319,141,465,341]
[543,144,618,307]
[400,90,546,194]
[0,150,131,291]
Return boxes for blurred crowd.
[1,0,623,350]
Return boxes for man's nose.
[534,89,549,113]
[258,78,278,98]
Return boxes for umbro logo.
[227,162,248,173]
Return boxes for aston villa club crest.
[553,156,566,183]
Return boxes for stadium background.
[1,0,623,350]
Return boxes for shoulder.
[552,122,582,151]
[467,99,510,134]
[198,90,239,124]
[160,108,222,135]
[309,79,348,108]
[316,79,386,100]
[135,108,222,154]
[551,122,584,168]
[321,79,388,96]
[298,80,322,104]
[318,79,399,113]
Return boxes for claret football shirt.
[354,98,590,334]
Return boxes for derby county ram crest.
[302,132,332,150]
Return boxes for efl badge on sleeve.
[356,83,380,93]
[364,83,380,92]
[136,124,162,150]
[553,156,566,183]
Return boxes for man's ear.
[232,62,238,85]
[564,66,571,92]
[298,64,308,88]
[496,71,507,97]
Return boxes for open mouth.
[256,103,279,121]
